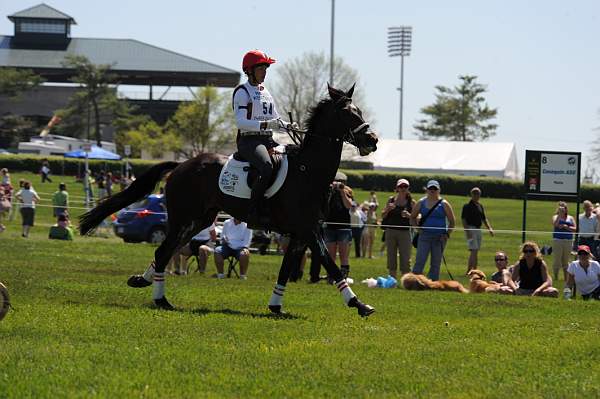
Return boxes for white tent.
[342,139,520,180]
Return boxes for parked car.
[113,194,167,243]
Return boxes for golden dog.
[401,273,468,293]
[467,269,512,294]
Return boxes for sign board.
[82,143,92,152]
[524,150,580,195]
[124,145,131,156]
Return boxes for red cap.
[242,50,276,72]
[577,245,592,255]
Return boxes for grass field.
[1,171,599,398]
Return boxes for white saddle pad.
[218,154,288,199]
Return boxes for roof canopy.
[343,139,520,179]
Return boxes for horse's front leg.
[310,230,375,317]
[268,236,306,314]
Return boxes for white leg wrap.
[269,284,286,307]
[142,261,155,282]
[152,271,165,300]
[336,279,356,305]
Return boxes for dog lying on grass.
[400,273,468,293]
[467,269,513,294]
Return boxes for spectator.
[213,218,252,280]
[323,172,353,279]
[461,187,495,273]
[490,251,514,288]
[551,201,576,281]
[84,170,95,206]
[410,180,456,281]
[173,222,217,275]
[51,182,69,218]
[105,171,114,197]
[381,178,415,277]
[40,160,52,183]
[509,241,558,297]
[0,168,13,222]
[564,245,600,300]
[349,201,365,258]
[361,201,378,259]
[49,214,74,241]
[0,186,10,232]
[578,200,599,258]
[97,171,107,199]
[15,181,40,238]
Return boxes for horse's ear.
[327,83,342,100]
[346,83,356,99]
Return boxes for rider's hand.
[265,119,282,131]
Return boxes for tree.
[165,86,235,157]
[57,55,131,147]
[272,51,372,126]
[0,68,43,98]
[0,114,36,149]
[414,75,498,141]
[118,120,181,159]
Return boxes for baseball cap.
[396,178,410,187]
[426,180,440,190]
[577,245,592,255]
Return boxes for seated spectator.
[213,218,252,280]
[509,241,558,297]
[490,251,514,287]
[49,214,74,241]
[564,245,600,300]
[172,222,217,275]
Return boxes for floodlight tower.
[388,26,412,139]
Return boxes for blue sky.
[2,1,599,175]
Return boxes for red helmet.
[242,50,276,72]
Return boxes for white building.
[18,134,116,156]
[342,139,520,180]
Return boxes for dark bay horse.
[80,84,378,316]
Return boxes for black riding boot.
[247,177,270,228]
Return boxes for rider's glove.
[283,121,300,131]
[264,118,283,131]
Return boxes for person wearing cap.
[381,178,415,277]
[409,180,456,281]
[233,50,297,227]
[323,172,354,279]
[461,187,494,273]
[564,245,600,300]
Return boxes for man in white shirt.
[578,200,599,258]
[15,181,40,238]
[213,218,252,280]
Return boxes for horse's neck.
[299,134,343,186]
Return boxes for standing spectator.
[509,241,558,297]
[349,202,365,258]
[213,218,252,280]
[461,187,495,273]
[51,182,69,218]
[577,200,599,258]
[15,181,40,238]
[105,171,114,197]
[97,171,107,199]
[360,202,378,259]
[0,169,12,230]
[382,178,415,277]
[564,245,600,300]
[84,170,95,206]
[173,222,217,275]
[323,172,353,279]
[551,201,576,281]
[0,186,10,232]
[410,180,456,281]
[40,160,52,183]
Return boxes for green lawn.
[0,171,598,398]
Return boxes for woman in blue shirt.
[551,201,576,281]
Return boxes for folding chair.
[226,255,240,278]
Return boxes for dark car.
[113,194,167,243]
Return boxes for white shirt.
[16,188,39,208]
[567,260,600,295]
[233,81,280,133]
[192,223,215,242]
[349,209,365,227]
[578,213,598,238]
[222,218,252,250]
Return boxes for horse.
[80,84,379,317]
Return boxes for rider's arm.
[233,88,262,131]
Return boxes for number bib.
[245,83,279,122]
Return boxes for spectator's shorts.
[20,207,34,226]
[465,226,482,250]
[53,207,67,217]
[215,244,246,260]
[189,239,210,256]
[515,288,535,296]
[581,285,600,301]
[324,228,352,244]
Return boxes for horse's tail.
[79,161,179,235]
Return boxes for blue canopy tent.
[63,146,121,160]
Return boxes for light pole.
[388,26,412,139]
[330,0,335,86]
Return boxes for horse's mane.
[304,97,334,134]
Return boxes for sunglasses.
[427,187,439,191]
[495,257,507,261]
[523,249,535,254]
[578,252,590,256]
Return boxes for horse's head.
[327,84,378,156]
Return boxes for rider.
[233,50,296,227]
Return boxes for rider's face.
[253,65,268,84]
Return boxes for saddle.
[219,151,289,199]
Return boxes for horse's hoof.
[268,305,285,314]
[127,275,152,288]
[154,296,175,311]
[348,297,375,318]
